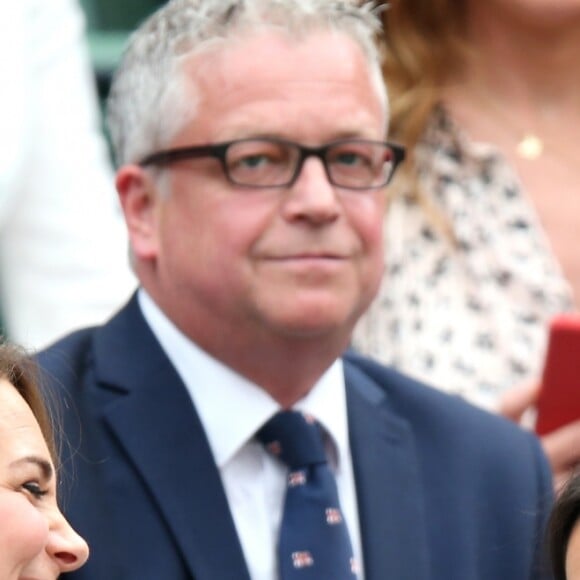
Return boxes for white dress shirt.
[139,289,365,580]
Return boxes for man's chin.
[266,306,358,342]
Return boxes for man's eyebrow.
[10,456,54,480]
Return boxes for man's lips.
[261,252,350,260]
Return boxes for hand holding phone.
[535,314,580,436]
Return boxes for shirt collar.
[138,289,350,470]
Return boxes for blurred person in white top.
[0,0,136,349]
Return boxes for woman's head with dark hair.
[0,341,89,578]
[549,472,580,580]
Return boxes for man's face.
[124,29,387,351]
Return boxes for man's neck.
[196,329,351,408]
[143,284,352,408]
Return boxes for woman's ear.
[116,165,161,261]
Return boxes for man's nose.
[46,509,90,573]
[282,156,341,223]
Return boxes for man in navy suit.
[39,0,553,578]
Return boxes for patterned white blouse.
[352,107,575,411]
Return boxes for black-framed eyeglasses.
[139,137,406,191]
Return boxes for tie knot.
[257,411,327,469]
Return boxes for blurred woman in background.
[353,0,580,483]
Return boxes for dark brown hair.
[0,342,57,466]
[548,473,580,580]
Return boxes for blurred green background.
[79,0,165,100]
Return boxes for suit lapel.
[92,297,251,580]
[345,360,431,580]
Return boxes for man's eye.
[337,153,360,165]
[238,155,272,169]
[329,151,375,169]
[22,481,49,499]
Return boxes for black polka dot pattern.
[353,106,574,409]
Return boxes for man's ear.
[116,165,161,261]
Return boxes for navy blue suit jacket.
[39,296,553,579]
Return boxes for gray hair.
[107,0,385,167]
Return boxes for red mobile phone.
[535,314,580,436]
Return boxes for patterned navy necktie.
[257,410,358,579]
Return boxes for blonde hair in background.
[379,0,469,238]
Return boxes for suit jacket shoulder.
[344,349,554,580]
